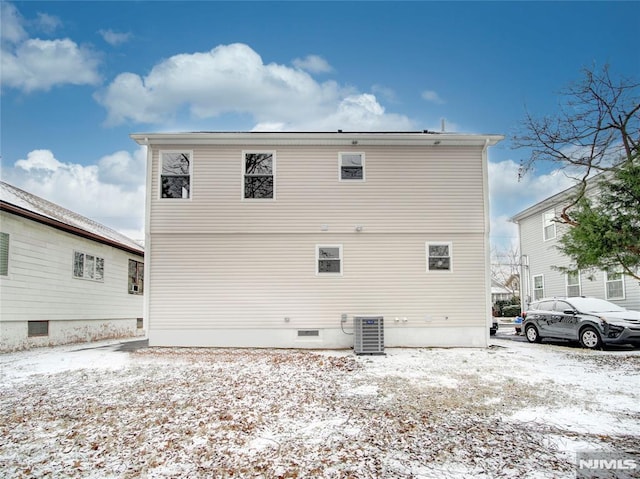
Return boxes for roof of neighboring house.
[491,279,512,294]
[510,171,610,223]
[0,181,143,256]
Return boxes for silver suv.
[523,297,640,349]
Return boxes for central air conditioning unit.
[353,316,385,355]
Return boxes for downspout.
[481,138,492,346]
[511,217,529,311]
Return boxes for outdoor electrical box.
[353,316,385,355]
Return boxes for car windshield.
[568,298,626,313]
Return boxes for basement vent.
[28,320,49,337]
[298,330,320,337]
[354,316,385,355]
[137,318,144,329]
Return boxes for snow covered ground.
[1,336,638,478]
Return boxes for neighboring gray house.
[131,131,503,349]
[511,178,640,312]
[0,181,145,352]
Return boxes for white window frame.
[543,210,556,241]
[73,251,105,282]
[532,274,544,301]
[316,244,343,276]
[565,271,581,297]
[243,151,276,200]
[605,270,625,300]
[426,242,453,272]
[159,150,193,200]
[128,259,144,295]
[338,152,365,182]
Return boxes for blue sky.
[1,1,639,247]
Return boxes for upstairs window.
[339,152,365,181]
[73,251,104,281]
[543,210,556,241]
[316,245,342,275]
[605,270,625,300]
[244,152,275,199]
[427,242,452,271]
[161,151,191,199]
[128,259,144,294]
[0,232,8,276]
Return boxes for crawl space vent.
[353,316,385,355]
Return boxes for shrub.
[502,304,522,317]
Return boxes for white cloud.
[488,159,576,249]
[371,84,398,103]
[292,54,333,74]
[7,148,147,243]
[95,43,414,131]
[2,38,101,92]
[98,149,146,188]
[99,29,132,46]
[0,3,101,93]
[1,2,27,44]
[421,90,445,104]
[34,12,62,34]
[15,149,63,171]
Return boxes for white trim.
[72,250,105,282]
[159,150,193,200]
[426,241,453,272]
[132,132,504,148]
[532,274,544,301]
[128,258,144,295]
[542,210,556,241]
[481,138,492,338]
[315,244,343,276]
[144,141,152,334]
[242,150,276,201]
[565,270,581,297]
[604,270,625,300]
[338,152,365,182]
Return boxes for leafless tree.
[491,244,521,298]
[514,65,639,225]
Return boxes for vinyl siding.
[0,211,143,322]
[148,233,487,331]
[144,139,492,346]
[149,145,486,234]
[518,203,640,311]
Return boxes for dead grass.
[0,347,637,478]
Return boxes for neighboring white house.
[131,131,503,349]
[0,181,145,352]
[491,280,514,304]
[511,178,640,312]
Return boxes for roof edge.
[1,201,144,257]
[131,131,504,147]
[510,172,608,222]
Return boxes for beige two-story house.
[131,131,503,349]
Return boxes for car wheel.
[525,324,542,343]
[579,326,602,350]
